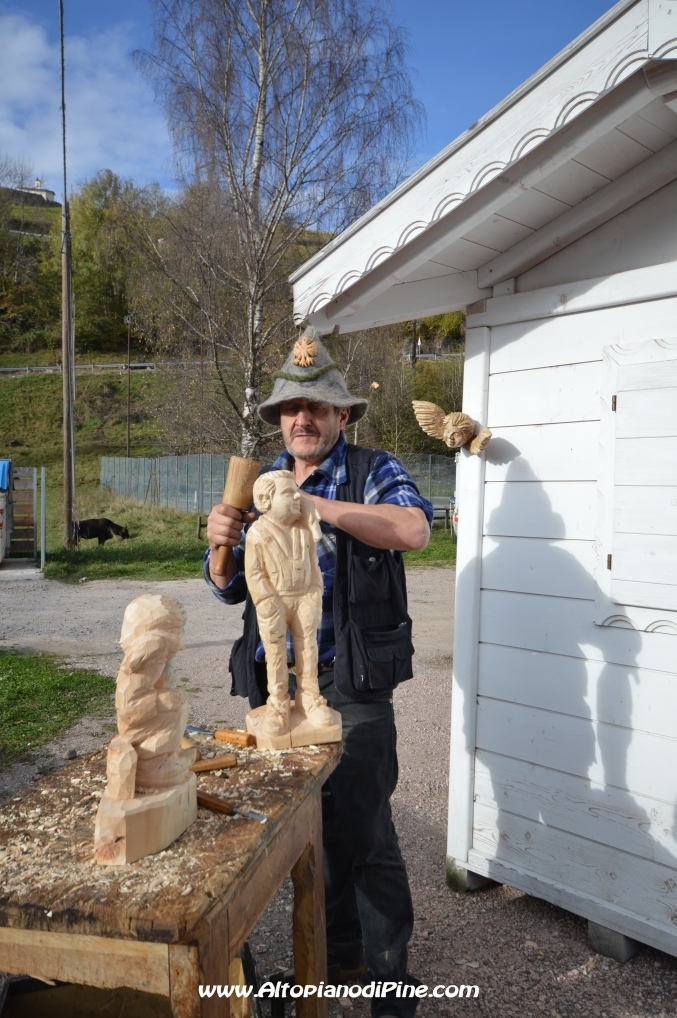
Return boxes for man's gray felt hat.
[258,328,369,426]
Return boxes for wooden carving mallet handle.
[211,455,261,576]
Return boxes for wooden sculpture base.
[246,701,342,750]
[94,773,198,865]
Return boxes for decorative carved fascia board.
[595,337,677,633]
[292,1,651,324]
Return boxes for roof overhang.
[291,0,677,333]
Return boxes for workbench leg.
[292,789,328,1018]
[169,944,202,1018]
[170,914,231,1018]
[201,906,231,1018]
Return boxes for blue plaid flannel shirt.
[204,433,433,664]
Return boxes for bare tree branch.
[133,0,423,455]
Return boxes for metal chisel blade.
[233,807,268,823]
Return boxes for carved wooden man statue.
[94,594,197,864]
[244,469,341,749]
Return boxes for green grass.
[0,650,115,768]
[45,532,206,581]
[403,526,457,568]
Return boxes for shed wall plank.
[478,642,677,737]
[618,359,677,391]
[475,698,677,803]
[615,436,677,484]
[485,423,599,482]
[490,319,600,373]
[611,577,677,612]
[472,802,677,931]
[481,536,595,598]
[474,751,677,864]
[614,533,677,585]
[488,362,602,429]
[615,486,677,535]
[616,386,677,437]
[479,590,677,673]
[483,481,596,539]
[489,296,677,374]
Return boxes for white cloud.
[0,12,174,194]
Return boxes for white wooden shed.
[291,0,677,959]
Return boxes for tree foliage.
[324,326,464,456]
[0,167,153,357]
[0,157,59,352]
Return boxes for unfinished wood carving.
[244,470,342,750]
[411,401,492,455]
[94,594,197,865]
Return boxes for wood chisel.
[197,790,267,823]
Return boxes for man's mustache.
[292,427,319,437]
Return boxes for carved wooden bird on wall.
[411,401,492,455]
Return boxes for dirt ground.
[1,568,676,1017]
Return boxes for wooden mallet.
[210,455,261,576]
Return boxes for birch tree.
[137,0,422,456]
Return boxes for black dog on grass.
[72,518,130,546]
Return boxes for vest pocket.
[349,553,391,603]
[362,623,414,690]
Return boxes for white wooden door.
[596,339,677,631]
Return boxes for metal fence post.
[40,467,46,571]
[32,467,37,560]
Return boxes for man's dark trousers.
[320,671,417,1017]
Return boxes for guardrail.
[0,361,206,376]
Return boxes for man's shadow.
[453,454,677,912]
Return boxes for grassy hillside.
[0,368,455,579]
[0,370,208,579]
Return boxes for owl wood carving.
[412,401,491,455]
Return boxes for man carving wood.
[244,470,340,746]
[205,328,434,1014]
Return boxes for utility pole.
[411,320,418,366]
[124,313,133,458]
[60,0,75,547]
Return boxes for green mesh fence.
[100,451,456,513]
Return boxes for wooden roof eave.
[296,61,677,334]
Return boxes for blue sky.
[0,0,613,197]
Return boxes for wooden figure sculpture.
[411,401,492,455]
[94,594,197,865]
[244,470,342,750]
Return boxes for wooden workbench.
[0,740,340,1017]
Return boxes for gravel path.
[1,568,676,1016]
